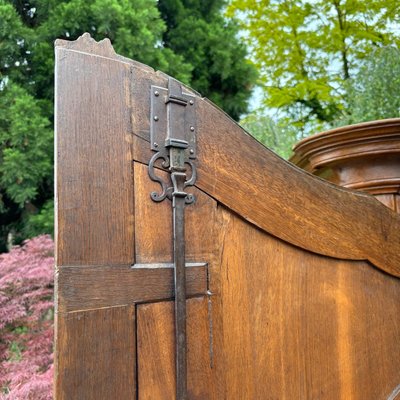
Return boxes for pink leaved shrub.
[0,235,54,399]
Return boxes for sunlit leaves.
[240,112,298,159]
[335,46,400,125]
[228,0,400,131]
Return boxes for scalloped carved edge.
[55,32,156,74]
[55,33,117,59]
[55,32,202,95]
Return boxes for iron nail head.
[154,116,159,121]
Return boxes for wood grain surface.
[290,119,400,212]
[376,194,397,211]
[55,34,400,400]
[195,100,400,277]
[55,42,134,266]
[137,298,215,400]
[211,207,400,399]
[57,264,207,312]
[134,162,218,264]
[55,306,136,400]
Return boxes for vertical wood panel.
[340,265,400,400]
[55,48,134,266]
[134,162,217,264]
[55,306,136,400]
[137,298,216,400]
[214,207,400,399]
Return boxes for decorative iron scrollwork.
[148,78,197,204]
[148,150,197,204]
[148,149,171,202]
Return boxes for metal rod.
[149,79,197,400]
[173,187,187,400]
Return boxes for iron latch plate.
[150,85,197,159]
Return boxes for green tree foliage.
[240,113,298,159]
[0,0,255,251]
[159,0,257,120]
[0,77,53,250]
[335,46,400,126]
[227,0,400,132]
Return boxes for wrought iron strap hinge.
[148,77,198,400]
[149,77,197,204]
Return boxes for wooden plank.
[195,98,400,277]
[55,305,136,400]
[213,208,400,399]
[57,264,207,312]
[137,298,216,400]
[55,37,134,266]
[134,162,218,263]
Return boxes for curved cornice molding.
[290,119,400,171]
[290,119,400,197]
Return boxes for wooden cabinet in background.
[291,119,400,212]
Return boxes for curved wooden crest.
[56,33,400,278]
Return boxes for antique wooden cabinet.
[291,119,400,213]
[55,34,400,399]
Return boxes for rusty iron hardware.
[148,77,197,400]
[150,79,196,158]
